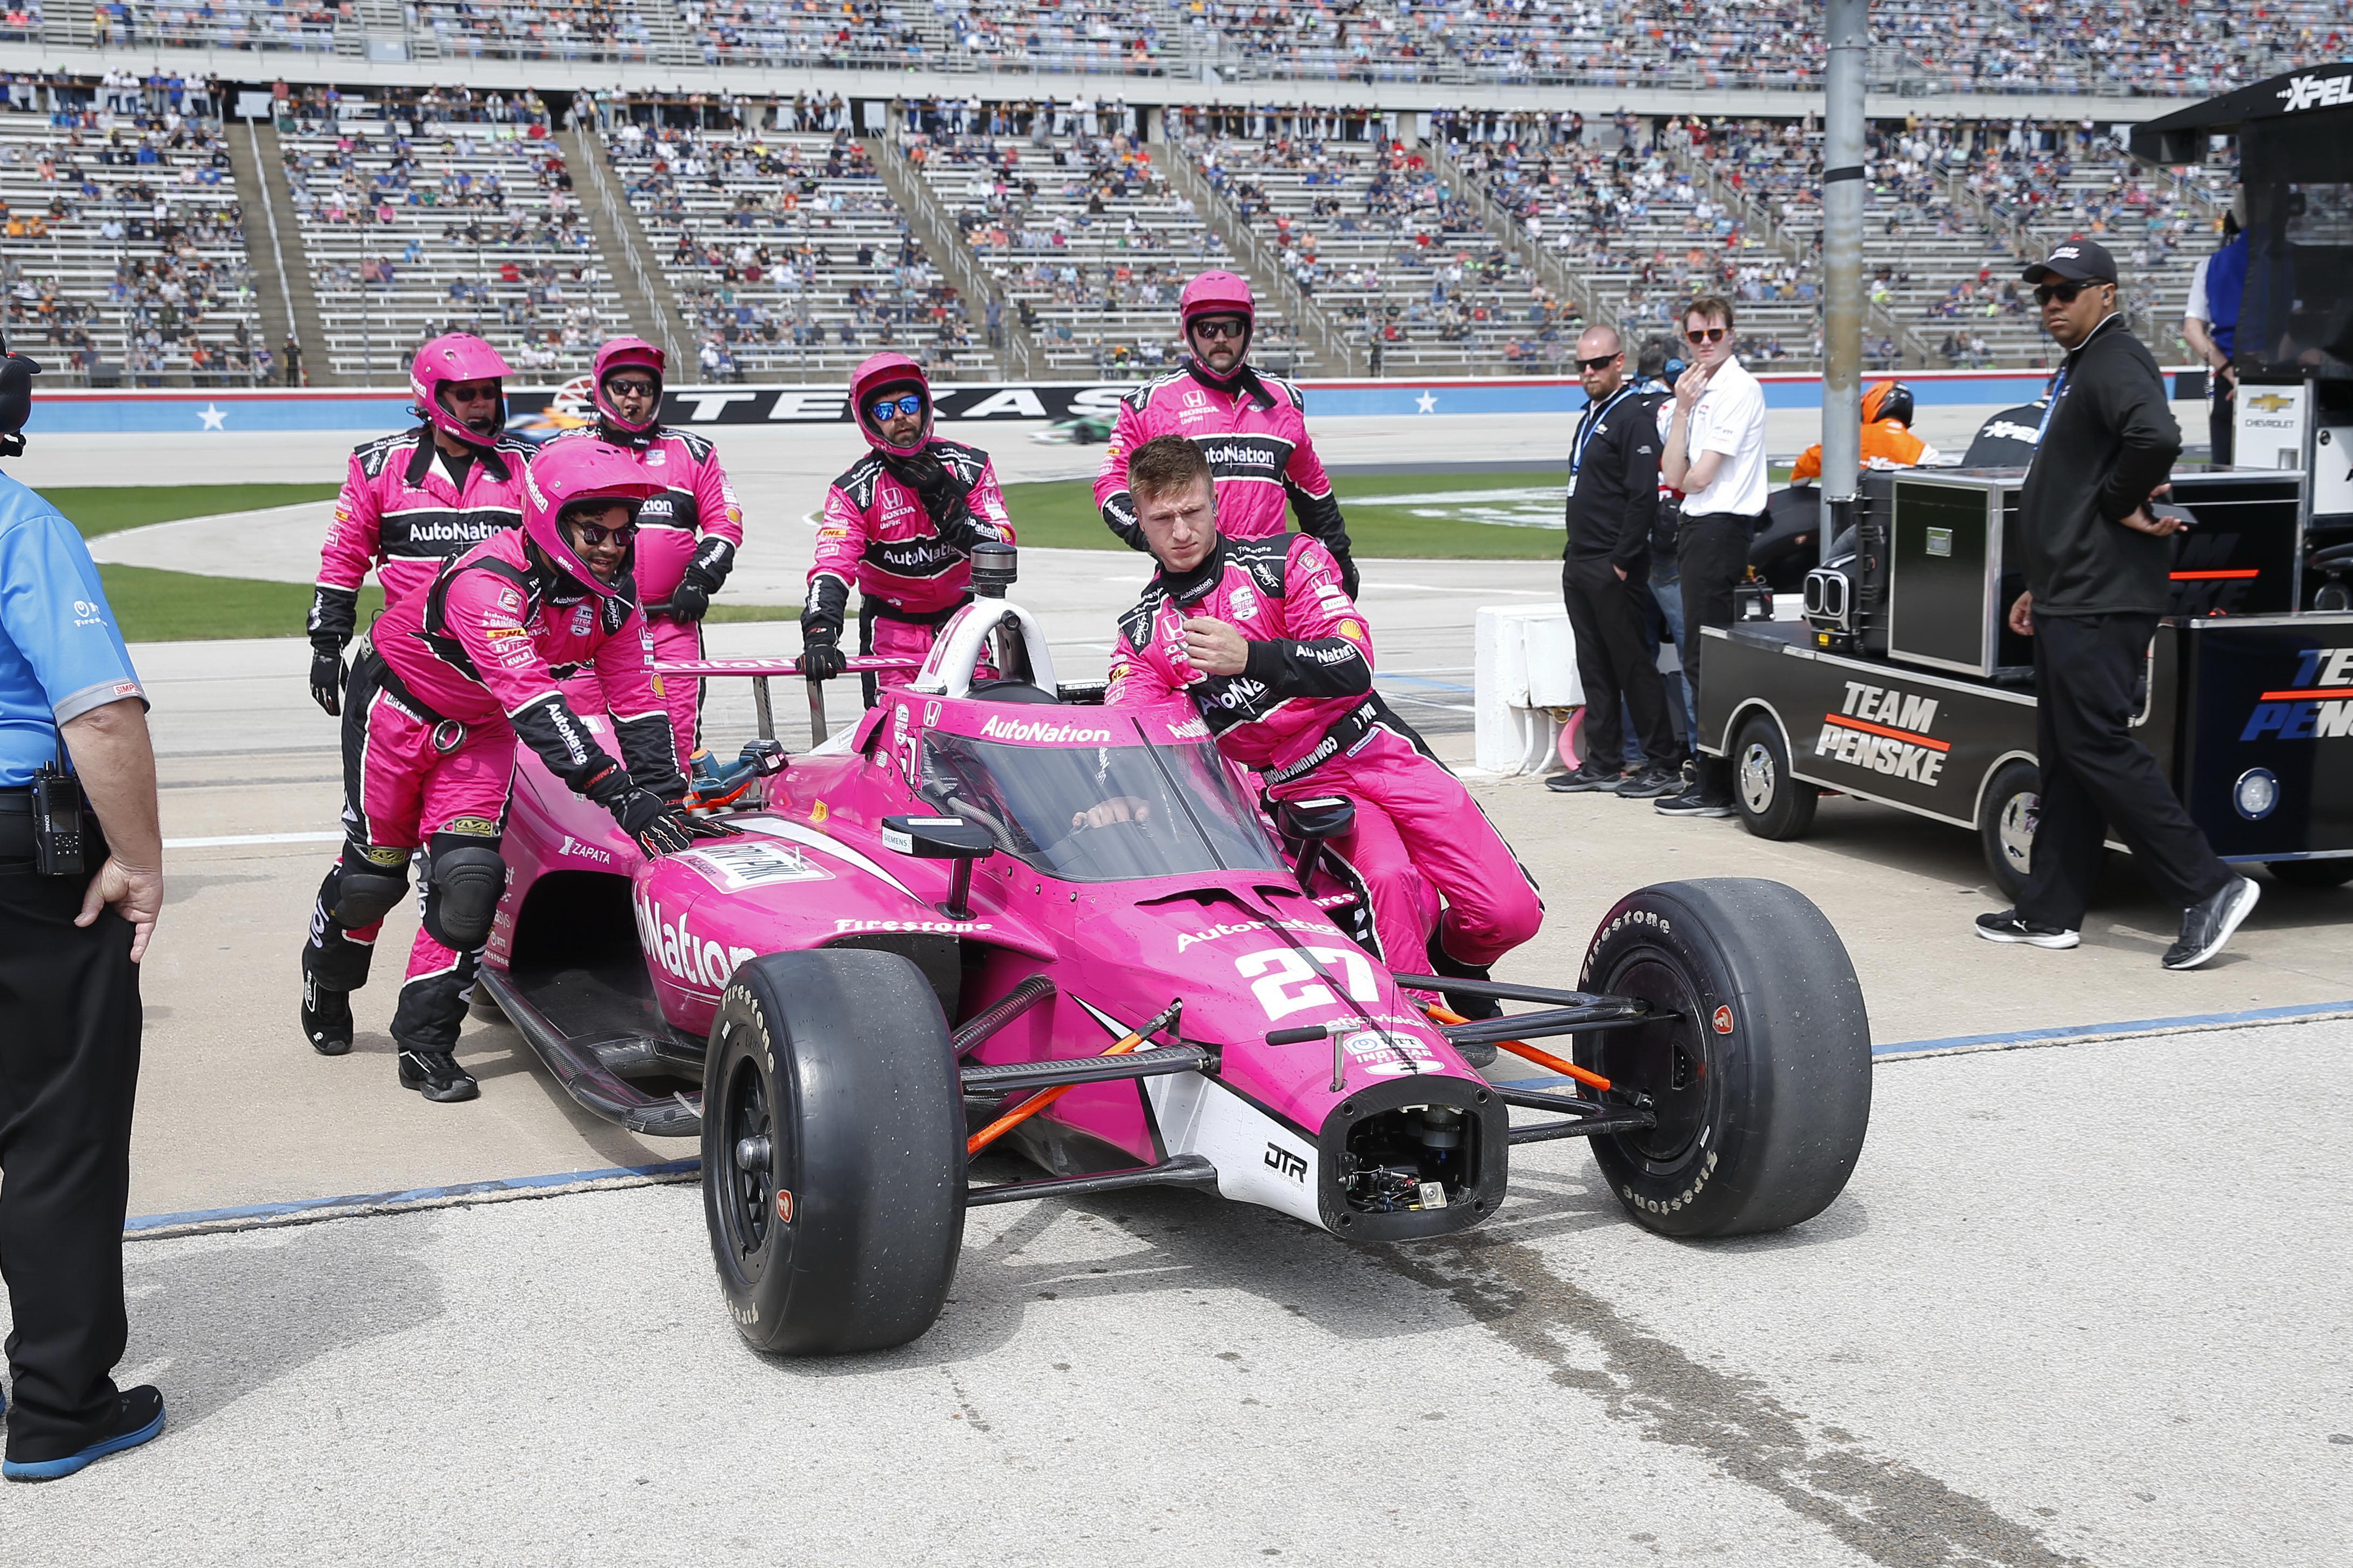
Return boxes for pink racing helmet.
[521,438,664,601]
[851,351,933,460]
[1179,270,1255,386]
[592,335,666,444]
[410,332,512,451]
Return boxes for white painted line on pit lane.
[165,831,344,849]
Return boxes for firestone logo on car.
[635,891,756,992]
[832,917,994,935]
[978,715,1114,744]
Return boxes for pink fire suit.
[1107,533,1540,972]
[542,423,745,761]
[805,438,1013,693]
[1092,362,1356,590]
[307,426,538,645]
[301,529,681,1050]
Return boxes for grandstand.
[1,0,2332,389]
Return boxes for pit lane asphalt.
[3,1017,2347,1567]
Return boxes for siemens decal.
[635,890,756,992]
[2242,647,2353,739]
[1814,680,1950,784]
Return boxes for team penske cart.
[473,552,1872,1355]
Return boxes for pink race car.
[476,547,1873,1356]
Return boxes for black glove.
[800,623,848,682]
[1333,551,1361,601]
[310,639,347,717]
[608,785,696,857]
[666,570,715,623]
[887,449,983,548]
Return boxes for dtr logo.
[2242,648,2353,740]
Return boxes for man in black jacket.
[1550,325,1684,797]
[1979,238,2259,970]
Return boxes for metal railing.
[875,124,1031,380]
[1157,136,1353,376]
[572,121,683,370]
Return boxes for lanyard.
[1572,386,1632,476]
[2033,365,2069,446]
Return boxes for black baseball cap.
[2021,237,2118,285]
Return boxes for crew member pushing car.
[306,333,534,717]
[299,440,721,1101]
[546,336,745,773]
[802,353,1013,704]
[1104,435,1542,1014]
[1093,270,1359,597]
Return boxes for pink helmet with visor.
[1179,270,1256,388]
[410,333,513,451]
[592,336,666,444]
[521,438,665,601]
[851,351,934,460]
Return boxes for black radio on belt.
[30,749,86,877]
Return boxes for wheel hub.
[1999,790,2039,872]
[1590,955,1709,1167]
[721,1060,774,1259]
[1738,742,1776,813]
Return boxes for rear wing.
[654,655,921,748]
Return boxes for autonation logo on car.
[978,715,1114,744]
[635,890,756,993]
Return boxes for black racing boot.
[301,972,354,1057]
[1425,932,1501,1069]
[398,1047,480,1103]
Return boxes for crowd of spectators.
[413,0,675,63]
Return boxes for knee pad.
[332,853,411,930]
[421,842,507,951]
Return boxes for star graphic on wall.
[1415,391,1438,414]
[197,403,228,430]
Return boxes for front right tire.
[702,948,965,1355]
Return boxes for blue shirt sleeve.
[0,502,145,725]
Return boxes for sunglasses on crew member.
[1190,319,1248,341]
[1682,326,1729,345]
[869,393,925,422]
[567,520,636,548]
[1577,352,1622,372]
[2033,280,2100,307]
[604,376,659,398]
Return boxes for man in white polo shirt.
[1655,292,1767,817]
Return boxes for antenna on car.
[970,541,1017,598]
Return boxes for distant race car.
[1030,412,1116,445]
[475,548,1874,1355]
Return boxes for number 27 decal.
[1234,945,1378,1020]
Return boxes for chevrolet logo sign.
[2247,392,2296,413]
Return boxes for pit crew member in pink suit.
[543,336,745,768]
[298,440,718,1102]
[802,353,1013,704]
[1104,436,1541,1016]
[306,333,535,715]
[1092,270,1358,596]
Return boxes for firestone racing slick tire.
[1731,712,1819,842]
[1977,759,2041,905]
[702,948,966,1355]
[1575,879,1871,1239]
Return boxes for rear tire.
[1731,713,1818,841]
[1977,759,2040,904]
[2269,859,2353,890]
[1576,879,1872,1237]
[702,948,965,1355]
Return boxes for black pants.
[2209,381,2234,466]
[0,864,142,1462]
[1677,513,1756,801]
[1562,554,1681,772]
[2019,612,2235,928]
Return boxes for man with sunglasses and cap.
[306,333,534,724]
[1094,270,1359,597]
[1547,324,1684,799]
[547,336,746,773]
[297,440,721,1101]
[1980,236,2259,971]
[803,353,1013,704]
[1654,294,1768,818]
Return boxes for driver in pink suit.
[542,336,746,769]
[803,353,1013,703]
[1104,436,1540,1018]
[298,440,721,1103]
[1093,270,1358,597]
[306,333,536,717]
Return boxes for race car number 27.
[1235,945,1378,1020]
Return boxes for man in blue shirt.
[0,342,169,1483]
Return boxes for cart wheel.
[1576,879,1871,1238]
[1977,759,2041,904]
[1731,713,1818,841]
[702,948,965,1355]
[2268,859,2353,890]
